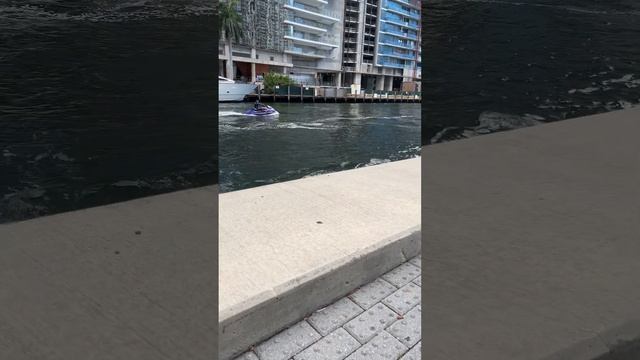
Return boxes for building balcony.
[295,0,329,7]
[345,16,358,23]
[284,32,338,50]
[392,0,420,10]
[285,45,327,59]
[379,26,418,40]
[376,57,407,68]
[285,16,328,34]
[378,49,415,60]
[379,36,416,49]
[380,18,419,30]
[284,1,340,24]
[382,0,420,20]
[346,6,359,13]
[381,13,419,28]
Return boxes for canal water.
[423,0,640,144]
[0,1,216,223]
[219,103,421,193]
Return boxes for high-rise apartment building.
[218,0,420,91]
[341,0,421,91]
[219,0,345,86]
[283,0,345,85]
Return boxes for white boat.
[219,76,257,102]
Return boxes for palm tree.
[219,0,244,80]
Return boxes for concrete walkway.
[234,256,421,360]
[423,108,640,360]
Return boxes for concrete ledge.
[423,107,640,360]
[0,186,218,360]
[540,320,640,360]
[219,158,420,359]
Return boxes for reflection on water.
[219,103,421,192]
[0,0,217,223]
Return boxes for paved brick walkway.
[233,256,421,360]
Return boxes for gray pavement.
[0,186,218,360]
[422,108,640,360]
[233,256,421,360]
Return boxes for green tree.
[263,72,295,94]
[219,0,244,79]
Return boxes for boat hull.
[219,82,257,102]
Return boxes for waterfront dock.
[246,87,421,103]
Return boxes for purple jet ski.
[244,102,279,117]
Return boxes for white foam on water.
[355,158,391,169]
[603,74,634,84]
[218,111,245,117]
[568,86,600,94]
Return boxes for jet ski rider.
[254,100,268,110]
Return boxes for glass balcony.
[285,45,327,58]
[379,34,416,49]
[285,0,340,23]
[296,0,328,6]
[392,0,420,9]
[380,23,418,39]
[285,29,338,49]
[377,57,407,68]
[382,0,420,20]
[378,46,415,60]
[381,11,419,28]
[286,15,325,30]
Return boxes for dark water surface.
[0,0,216,223]
[219,103,421,192]
[423,0,640,144]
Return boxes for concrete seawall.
[219,157,421,359]
[0,157,420,360]
[423,107,640,360]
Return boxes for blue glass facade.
[377,0,419,69]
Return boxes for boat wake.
[219,111,245,117]
[430,111,546,144]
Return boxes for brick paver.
[234,256,421,360]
